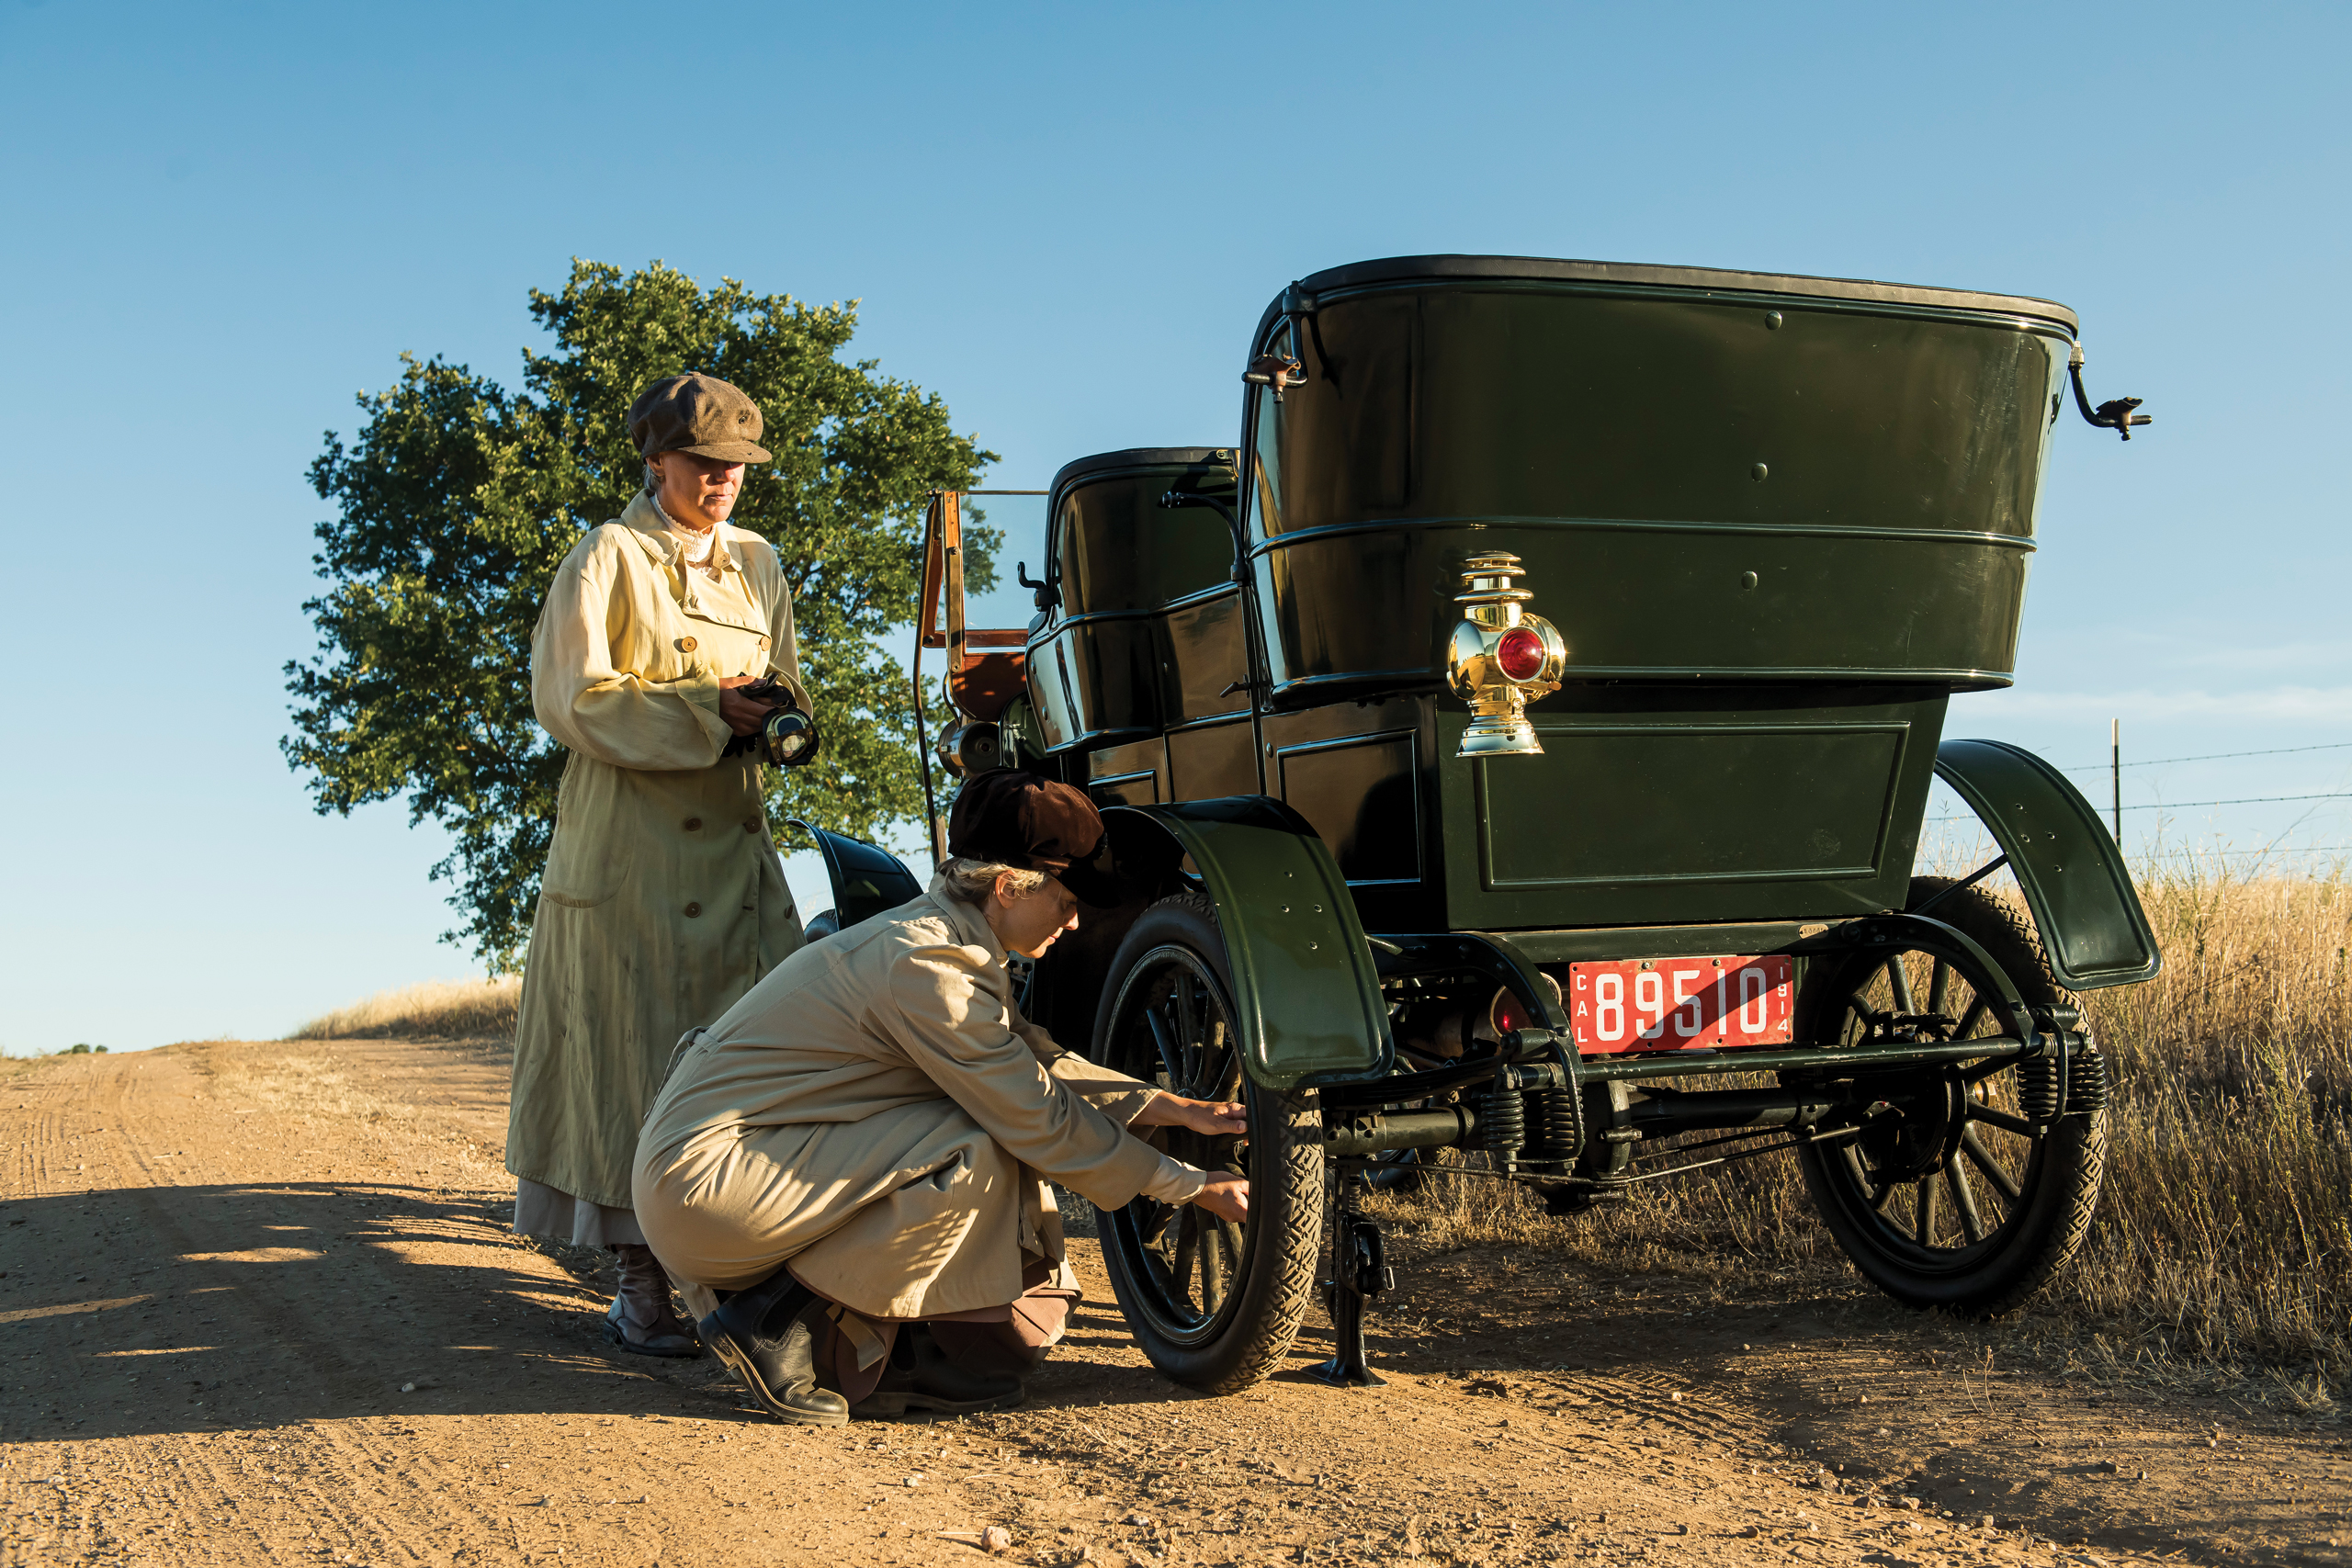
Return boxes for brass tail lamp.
[1446,552,1566,758]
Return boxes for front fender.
[786,818,923,935]
[1102,796,1394,1090]
[1931,739,2162,990]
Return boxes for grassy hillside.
[289,976,521,1042]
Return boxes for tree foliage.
[285,260,994,969]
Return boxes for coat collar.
[616,493,769,633]
[922,876,1008,965]
[617,491,747,576]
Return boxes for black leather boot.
[696,1269,850,1427]
[852,1325,1026,1420]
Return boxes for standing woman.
[509,371,813,1356]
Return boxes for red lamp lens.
[1495,626,1547,682]
[1491,992,1529,1035]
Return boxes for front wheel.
[1796,876,2108,1316]
[1091,892,1323,1393]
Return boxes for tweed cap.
[627,372,773,464]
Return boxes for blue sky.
[1,1,2345,1053]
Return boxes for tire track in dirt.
[4,1048,540,1566]
[6,1040,2346,1568]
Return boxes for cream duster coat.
[633,882,1208,1319]
[509,491,812,1213]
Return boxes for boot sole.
[601,1318,701,1359]
[704,1327,850,1427]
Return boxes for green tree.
[285,260,994,970]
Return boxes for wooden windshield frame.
[918,489,1045,654]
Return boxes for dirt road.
[3,1038,2344,1567]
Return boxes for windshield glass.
[957,490,1049,633]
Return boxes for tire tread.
[1092,891,1325,1393]
[1801,876,2108,1318]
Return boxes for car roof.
[1047,447,1238,500]
[1256,254,2079,343]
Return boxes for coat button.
[742,820,760,834]
[684,818,702,831]
[684,902,702,918]
[676,636,698,652]
[756,635,771,649]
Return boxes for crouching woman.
[632,770,1249,1423]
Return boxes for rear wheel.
[1091,892,1324,1393]
[1796,876,2108,1316]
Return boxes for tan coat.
[633,882,1207,1319]
[509,491,812,1212]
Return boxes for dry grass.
[2074,862,2352,1382]
[1368,861,2352,1393]
[288,976,521,1042]
[209,1054,418,1127]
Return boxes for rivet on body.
[1740,572,1759,591]
[1750,464,1770,481]
[1766,310,1783,330]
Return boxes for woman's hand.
[1191,1171,1250,1224]
[1134,1092,1248,1138]
[718,675,782,737]
[1136,1095,1250,1220]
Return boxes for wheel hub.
[1852,1067,1966,1184]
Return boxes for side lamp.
[1445,551,1566,758]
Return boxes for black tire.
[1090,892,1324,1393]
[1796,875,2108,1316]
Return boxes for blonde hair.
[939,856,1049,903]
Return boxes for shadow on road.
[1,1180,750,1442]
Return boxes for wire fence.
[1926,730,2352,842]
[1926,791,2352,823]
[2180,843,2352,861]
[2054,739,2352,773]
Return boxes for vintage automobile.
[811,254,2158,1396]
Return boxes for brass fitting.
[1445,552,1566,758]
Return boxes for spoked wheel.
[1091,892,1323,1393]
[1795,875,2108,1316]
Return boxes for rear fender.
[1102,797,1394,1090]
[1930,739,2163,990]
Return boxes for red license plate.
[1566,955,1794,1054]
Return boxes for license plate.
[1566,954,1794,1054]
